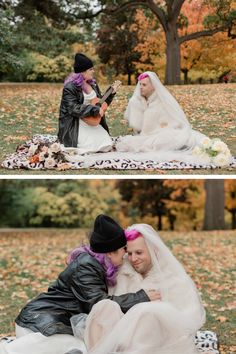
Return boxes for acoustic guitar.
[82,81,122,126]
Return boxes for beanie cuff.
[90,231,126,253]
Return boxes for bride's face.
[139,77,155,98]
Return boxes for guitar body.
[82,99,108,126]
[82,116,102,126]
[82,81,120,126]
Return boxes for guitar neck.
[100,86,113,104]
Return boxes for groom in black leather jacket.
[58,53,115,147]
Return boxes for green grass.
[0,83,235,175]
[0,229,235,354]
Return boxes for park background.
[0,0,236,174]
[0,179,235,354]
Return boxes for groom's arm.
[70,257,150,314]
[109,289,150,313]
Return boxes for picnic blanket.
[2,135,235,171]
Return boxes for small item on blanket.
[60,146,86,163]
[192,138,232,167]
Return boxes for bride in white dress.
[77,89,113,154]
[115,71,232,166]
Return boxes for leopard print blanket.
[1,135,236,171]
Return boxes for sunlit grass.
[0,229,235,354]
[0,83,235,175]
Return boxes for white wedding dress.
[115,72,213,164]
[76,90,112,154]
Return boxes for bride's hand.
[112,80,122,93]
[99,107,104,117]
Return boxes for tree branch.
[104,0,147,15]
[172,0,185,22]
[68,8,105,20]
[71,0,148,20]
[147,0,168,32]
[179,26,228,43]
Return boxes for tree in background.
[96,9,141,85]
[130,9,166,81]
[180,1,236,83]
[2,0,235,84]
[0,1,84,81]
[0,180,235,230]
[0,8,23,80]
[0,180,111,228]
[79,0,236,84]
[1,0,235,83]
[203,180,225,230]
[225,180,236,229]
[117,180,176,230]
[163,180,205,230]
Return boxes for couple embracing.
[58,53,232,166]
[1,215,205,354]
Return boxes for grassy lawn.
[0,229,235,353]
[0,83,235,175]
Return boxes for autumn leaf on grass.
[57,163,72,171]
[226,301,236,310]
[216,316,227,323]
[45,126,55,133]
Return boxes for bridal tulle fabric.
[112,71,230,165]
[116,71,205,154]
[83,224,206,354]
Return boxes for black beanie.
[90,215,127,253]
[74,53,93,73]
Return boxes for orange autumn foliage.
[130,1,236,82]
[130,9,166,80]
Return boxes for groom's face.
[127,236,152,276]
[139,77,154,98]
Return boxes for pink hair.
[124,229,143,241]
[138,73,149,81]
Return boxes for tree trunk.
[165,26,181,85]
[157,214,162,230]
[203,180,225,230]
[182,69,189,84]
[127,72,132,85]
[168,214,175,230]
[231,210,236,229]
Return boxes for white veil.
[87,224,206,354]
[115,70,209,159]
[125,71,191,133]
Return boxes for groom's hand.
[146,289,161,301]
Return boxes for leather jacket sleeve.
[63,85,100,120]
[71,257,150,314]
